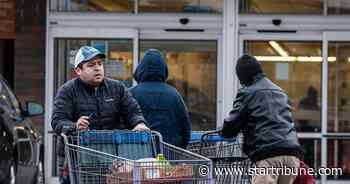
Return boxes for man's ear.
[75,67,82,75]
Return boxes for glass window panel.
[49,0,134,12]
[139,0,222,13]
[54,39,133,88]
[299,139,321,179]
[328,42,350,133]
[327,0,350,15]
[140,40,217,130]
[244,41,322,132]
[239,0,323,14]
[327,139,350,179]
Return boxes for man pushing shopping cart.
[218,55,304,184]
[51,46,150,184]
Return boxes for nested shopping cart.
[187,131,251,184]
[62,130,213,184]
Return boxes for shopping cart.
[62,130,213,184]
[187,130,251,184]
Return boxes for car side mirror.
[25,101,44,117]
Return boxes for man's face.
[75,56,104,87]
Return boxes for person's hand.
[132,122,150,131]
[76,116,90,131]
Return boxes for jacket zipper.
[94,89,102,129]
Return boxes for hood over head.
[134,49,168,83]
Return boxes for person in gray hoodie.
[130,49,191,149]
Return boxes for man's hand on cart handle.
[132,122,150,131]
[76,116,90,131]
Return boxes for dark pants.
[58,155,70,184]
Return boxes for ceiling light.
[255,56,295,62]
[269,41,289,57]
[254,56,337,62]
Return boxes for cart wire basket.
[187,131,251,184]
[62,130,214,184]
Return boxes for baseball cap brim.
[84,53,106,61]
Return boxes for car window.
[0,80,21,114]
[0,82,13,109]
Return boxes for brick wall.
[15,0,46,134]
[0,0,15,39]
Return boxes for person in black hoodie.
[220,54,303,184]
[130,49,191,149]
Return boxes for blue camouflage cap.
[74,46,106,68]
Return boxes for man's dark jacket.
[130,50,191,149]
[51,77,146,134]
[221,74,303,162]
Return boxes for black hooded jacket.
[221,55,303,162]
[130,49,191,148]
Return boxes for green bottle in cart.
[156,154,171,176]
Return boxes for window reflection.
[50,0,134,12]
[239,0,323,14]
[0,80,21,114]
[49,0,221,13]
[139,0,222,13]
[328,0,350,14]
[244,41,322,132]
[328,139,350,179]
[140,40,217,130]
[328,42,350,132]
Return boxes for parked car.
[0,75,44,184]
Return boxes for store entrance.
[46,27,220,182]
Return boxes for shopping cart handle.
[190,131,236,142]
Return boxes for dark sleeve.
[51,86,76,134]
[177,95,191,149]
[120,84,146,128]
[220,91,249,138]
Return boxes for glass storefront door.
[328,41,350,133]
[47,27,219,180]
[242,33,350,181]
[325,32,350,181]
[140,40,218,130]
[243,40,323,133]
[242,38,323,179]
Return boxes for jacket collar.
[244,73,266,87]
[77,77,106,94]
